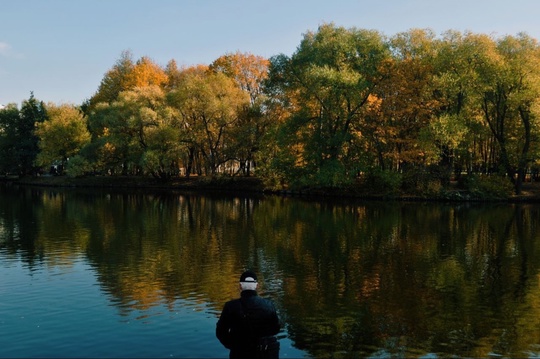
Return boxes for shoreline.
[3,175,540,203]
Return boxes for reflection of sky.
[0,254,306,358]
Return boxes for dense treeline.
[2,24,540,197]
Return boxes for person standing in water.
[216,270,281,359]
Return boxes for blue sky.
[1,0,540,106]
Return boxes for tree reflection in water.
[1,184,540,358]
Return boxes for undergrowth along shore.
[3,175,540,203]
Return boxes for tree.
[210,52,271,175]
[168,65,250,176]
[0,103,21,174]
[474,33,540,194]
[88,86,175,176]
[431,31,494,178]
[35,103,91,174]
[86,52,176,176]
[16,93,48,175]
[122,86,182,179]
[363,29,439,173]
[164,59,182,90]
[265,23,390,187]
[87,50,135,109]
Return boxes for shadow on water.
[2,184,540,357]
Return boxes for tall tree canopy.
[266,23,390,186]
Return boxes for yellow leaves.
[172,65,250,122]
[103,141,115,151]
[366,94,382,112]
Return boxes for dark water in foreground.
[1,184,540,358]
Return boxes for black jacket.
[216,290,280,357]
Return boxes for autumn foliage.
[2,24,540,197]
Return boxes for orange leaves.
[124,56,168,89]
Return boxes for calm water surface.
[1,184,540,358]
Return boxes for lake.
[1,184,540,358]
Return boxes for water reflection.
[1,184,540,358]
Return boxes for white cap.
[240,281,258,291]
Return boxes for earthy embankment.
[4,175,540,202]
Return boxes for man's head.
[239,270,258,291]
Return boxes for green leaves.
[35,104,91,170]
[266,23,389,188]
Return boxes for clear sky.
[1,0,540,106]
